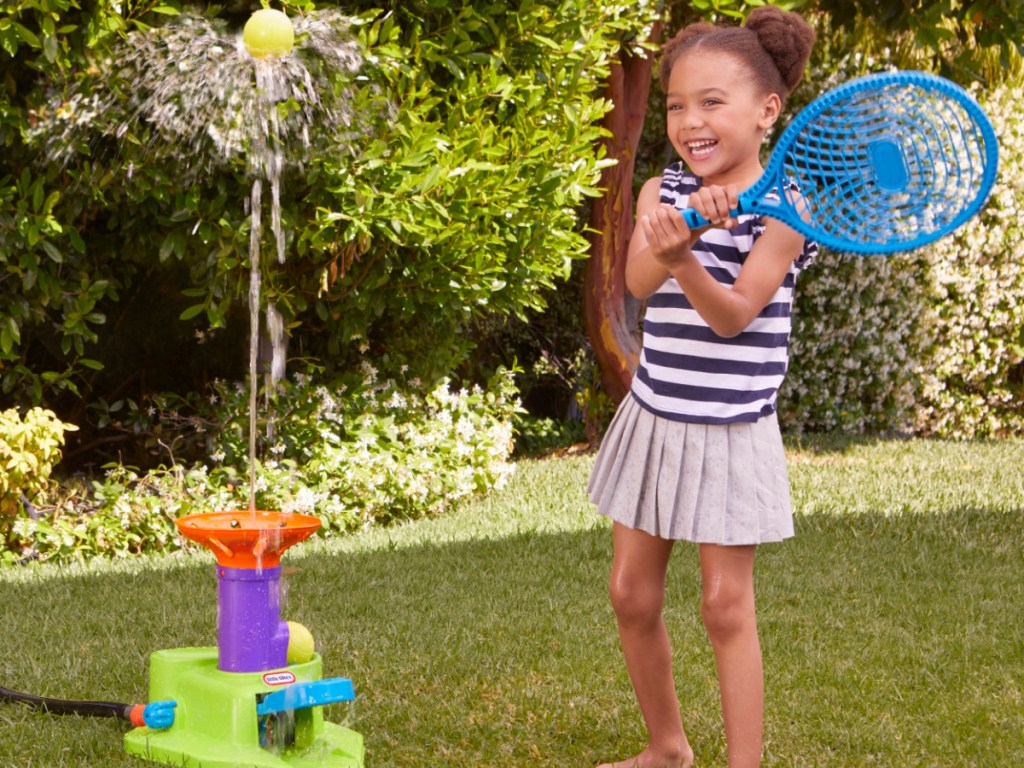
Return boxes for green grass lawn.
[1,436,1023,767]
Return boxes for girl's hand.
[640,203,694,269]
[689,183,740,230]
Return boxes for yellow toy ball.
[243,9,295,58]
[286,620,315,664]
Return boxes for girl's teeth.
[690,141,716,158]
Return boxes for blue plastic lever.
[256,678,355,716]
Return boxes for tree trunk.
[584,23,663,405]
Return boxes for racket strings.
[780,80,993,251]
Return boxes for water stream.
[32,11,365,516]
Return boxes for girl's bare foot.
[595,745,695,768]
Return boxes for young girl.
[587,8,817,768]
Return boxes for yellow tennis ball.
[243,9,295,58]
[286,621,315,664]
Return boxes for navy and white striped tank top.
[631,163,817,425]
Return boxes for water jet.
[21,8,370,767]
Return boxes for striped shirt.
[631,163,817,425]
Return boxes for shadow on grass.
[1,505,1022,767]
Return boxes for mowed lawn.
[1,435,1022,767]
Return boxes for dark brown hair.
[659,7,816,109]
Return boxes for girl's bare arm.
[632,183,805,338]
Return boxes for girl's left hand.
[689,183,740,230]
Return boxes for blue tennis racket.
[680,70,999,255]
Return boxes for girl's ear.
[758,93,782,130]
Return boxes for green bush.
[0,0,144,404]
[1,367,519,565]
[286,0,657,380]
[1,0,655,456]
[781,71,1024,437]
[0,406,76,517]
[912,77,1024,437]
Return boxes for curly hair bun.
[743,6,816,92]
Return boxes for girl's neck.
[700,158,764,191]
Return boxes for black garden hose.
[0,686,175,728]
[0,685,136,720]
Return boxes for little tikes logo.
[263,671,296,686]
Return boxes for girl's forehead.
[669,49,750,88]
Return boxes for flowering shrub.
[205,364,519,531]
[2,368,519,565]
[780,73,1024,437]
[0,407,77,517]
[912,78,1024,437]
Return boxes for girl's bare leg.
[698,543,762,768]
[597,523,694,768]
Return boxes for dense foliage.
[780,48,1024,437]
[2,0,1022,566]
[910,77,1024,437]
[1,0,652,454]
[1,0,653,563]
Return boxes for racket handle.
[679,206,744,229]
[680,208,709,229]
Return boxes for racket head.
[758,70,999,255]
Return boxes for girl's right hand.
[641,204,694,270]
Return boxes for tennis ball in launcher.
[286,620,315,664]
[243,9,295,58]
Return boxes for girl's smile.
[684,138,718,161]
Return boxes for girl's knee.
[608,573,665,628]
[700,585,754,642]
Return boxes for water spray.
[7,8,368,767]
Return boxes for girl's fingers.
[654,205,690,243]
[644,207,678,238]
[642,206,691,266]
[691,186,738,229]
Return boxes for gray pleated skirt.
[587,395,794,545]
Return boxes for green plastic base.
[124,647,364,768]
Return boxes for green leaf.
[42,33,58,63]
[179,304,206,321]
[13,22,40,48]
[40,240,63,264]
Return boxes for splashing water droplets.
[32,11,366,518]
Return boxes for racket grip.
[679,208,709,229]
[679,206,744,229]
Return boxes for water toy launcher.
[123,511,365,768]
[200,511,303,673]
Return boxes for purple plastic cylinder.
[216,564,289,672]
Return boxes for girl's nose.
[679,110,703,131]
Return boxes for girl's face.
[665,49,781,188]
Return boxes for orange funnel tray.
[176,511,321,569]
